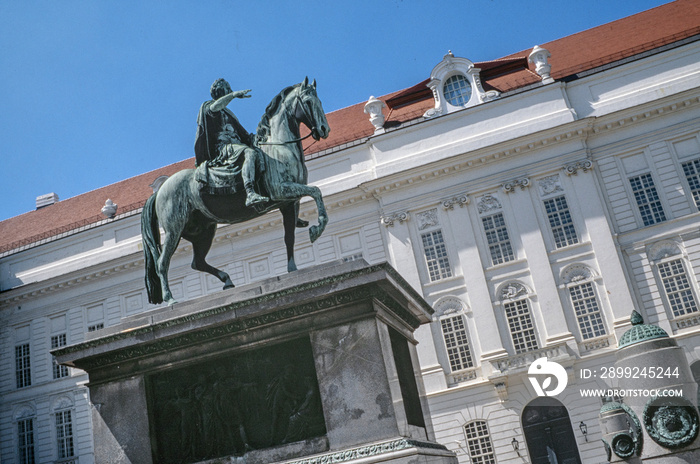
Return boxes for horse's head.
[295,77,330,141]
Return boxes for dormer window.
[424,51,500,118]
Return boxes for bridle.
[258,86,318,146]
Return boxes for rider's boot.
[244,182,269,207]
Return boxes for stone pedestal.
[55,259,456,464]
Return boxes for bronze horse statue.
[142,78,330,305]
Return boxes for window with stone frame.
[15,343,31,389]
[658,258,699,318]
[629,173,666,226]
[569,282,607,339]
[504,298,539,354]
[681,158,700,210]
[482,212,515,265]
[562,265,608,342]
[544,195,578,248]
[440,314,474,372]
[17,417,35,464]
[55,409,74,459]
[421,229,452,281]
[464,420,497,464]
[51,334,69,379]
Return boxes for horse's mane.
[255,83,299,145]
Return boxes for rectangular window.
[56,410,74,459]
[15,343,31,389]
[659,259,699,318]
[440,316,473,372]
[504,299,539,354]
[464,420,496,464]
[51,334,69,379]
[421,230,452,281]
[629,173,666,226]
[18,418,35,464]
[544,196,578,248]
[682,159,700,210]
[482,213,515,265]
[569,282,606,339]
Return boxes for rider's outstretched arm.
[210,89,251,112]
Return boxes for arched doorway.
[522,397,582,464]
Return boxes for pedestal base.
[55,260,456,464]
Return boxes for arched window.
[52,396,75,460]
[561,264,607,341]
[648,241,700,322]
[499,283,539,354]
[434,297,475,384]
[464,420,497,464]
[13,404,36,464]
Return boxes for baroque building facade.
[2,1,700,463]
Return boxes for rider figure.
[195,78,268,207]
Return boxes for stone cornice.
[53,262,432,370]
[590,90,700,137]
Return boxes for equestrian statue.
[141,77,330,305]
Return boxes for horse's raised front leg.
[281,203,298,272]
[277,183,328,243]
[187,223,234,290]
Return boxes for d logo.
[528,357,568,397]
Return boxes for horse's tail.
[141,194,163,304]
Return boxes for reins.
[257,87,316,146]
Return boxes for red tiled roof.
[1,0,699,255]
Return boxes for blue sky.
[0,0,671,221]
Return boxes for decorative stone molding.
[476,194,502,214]
[424,51,500,119]
[502,177,531,193]
[13,403,36,421]
[675,313,700,330]
[448,369,478,386]
[364,96,387,133]
[51,394,74,411]
[561,264,595,285]
[537,175,564,197]
[494,344,568,373]
[647,240,682,263]
[493,381,509,402]
[563,159,594,176]
[380,211,410,227]
[283,437,452,464]
[433,296,469,318]
[528,45,553,84]
[580,336,611,352]
[499,282,528,301]
[416,209,439,230]
[441,193,469,210]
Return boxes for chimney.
[36,193,59,209]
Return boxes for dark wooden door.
[523,399,582,464]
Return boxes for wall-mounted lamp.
[511,437,520,455]
[579,421,588,442]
